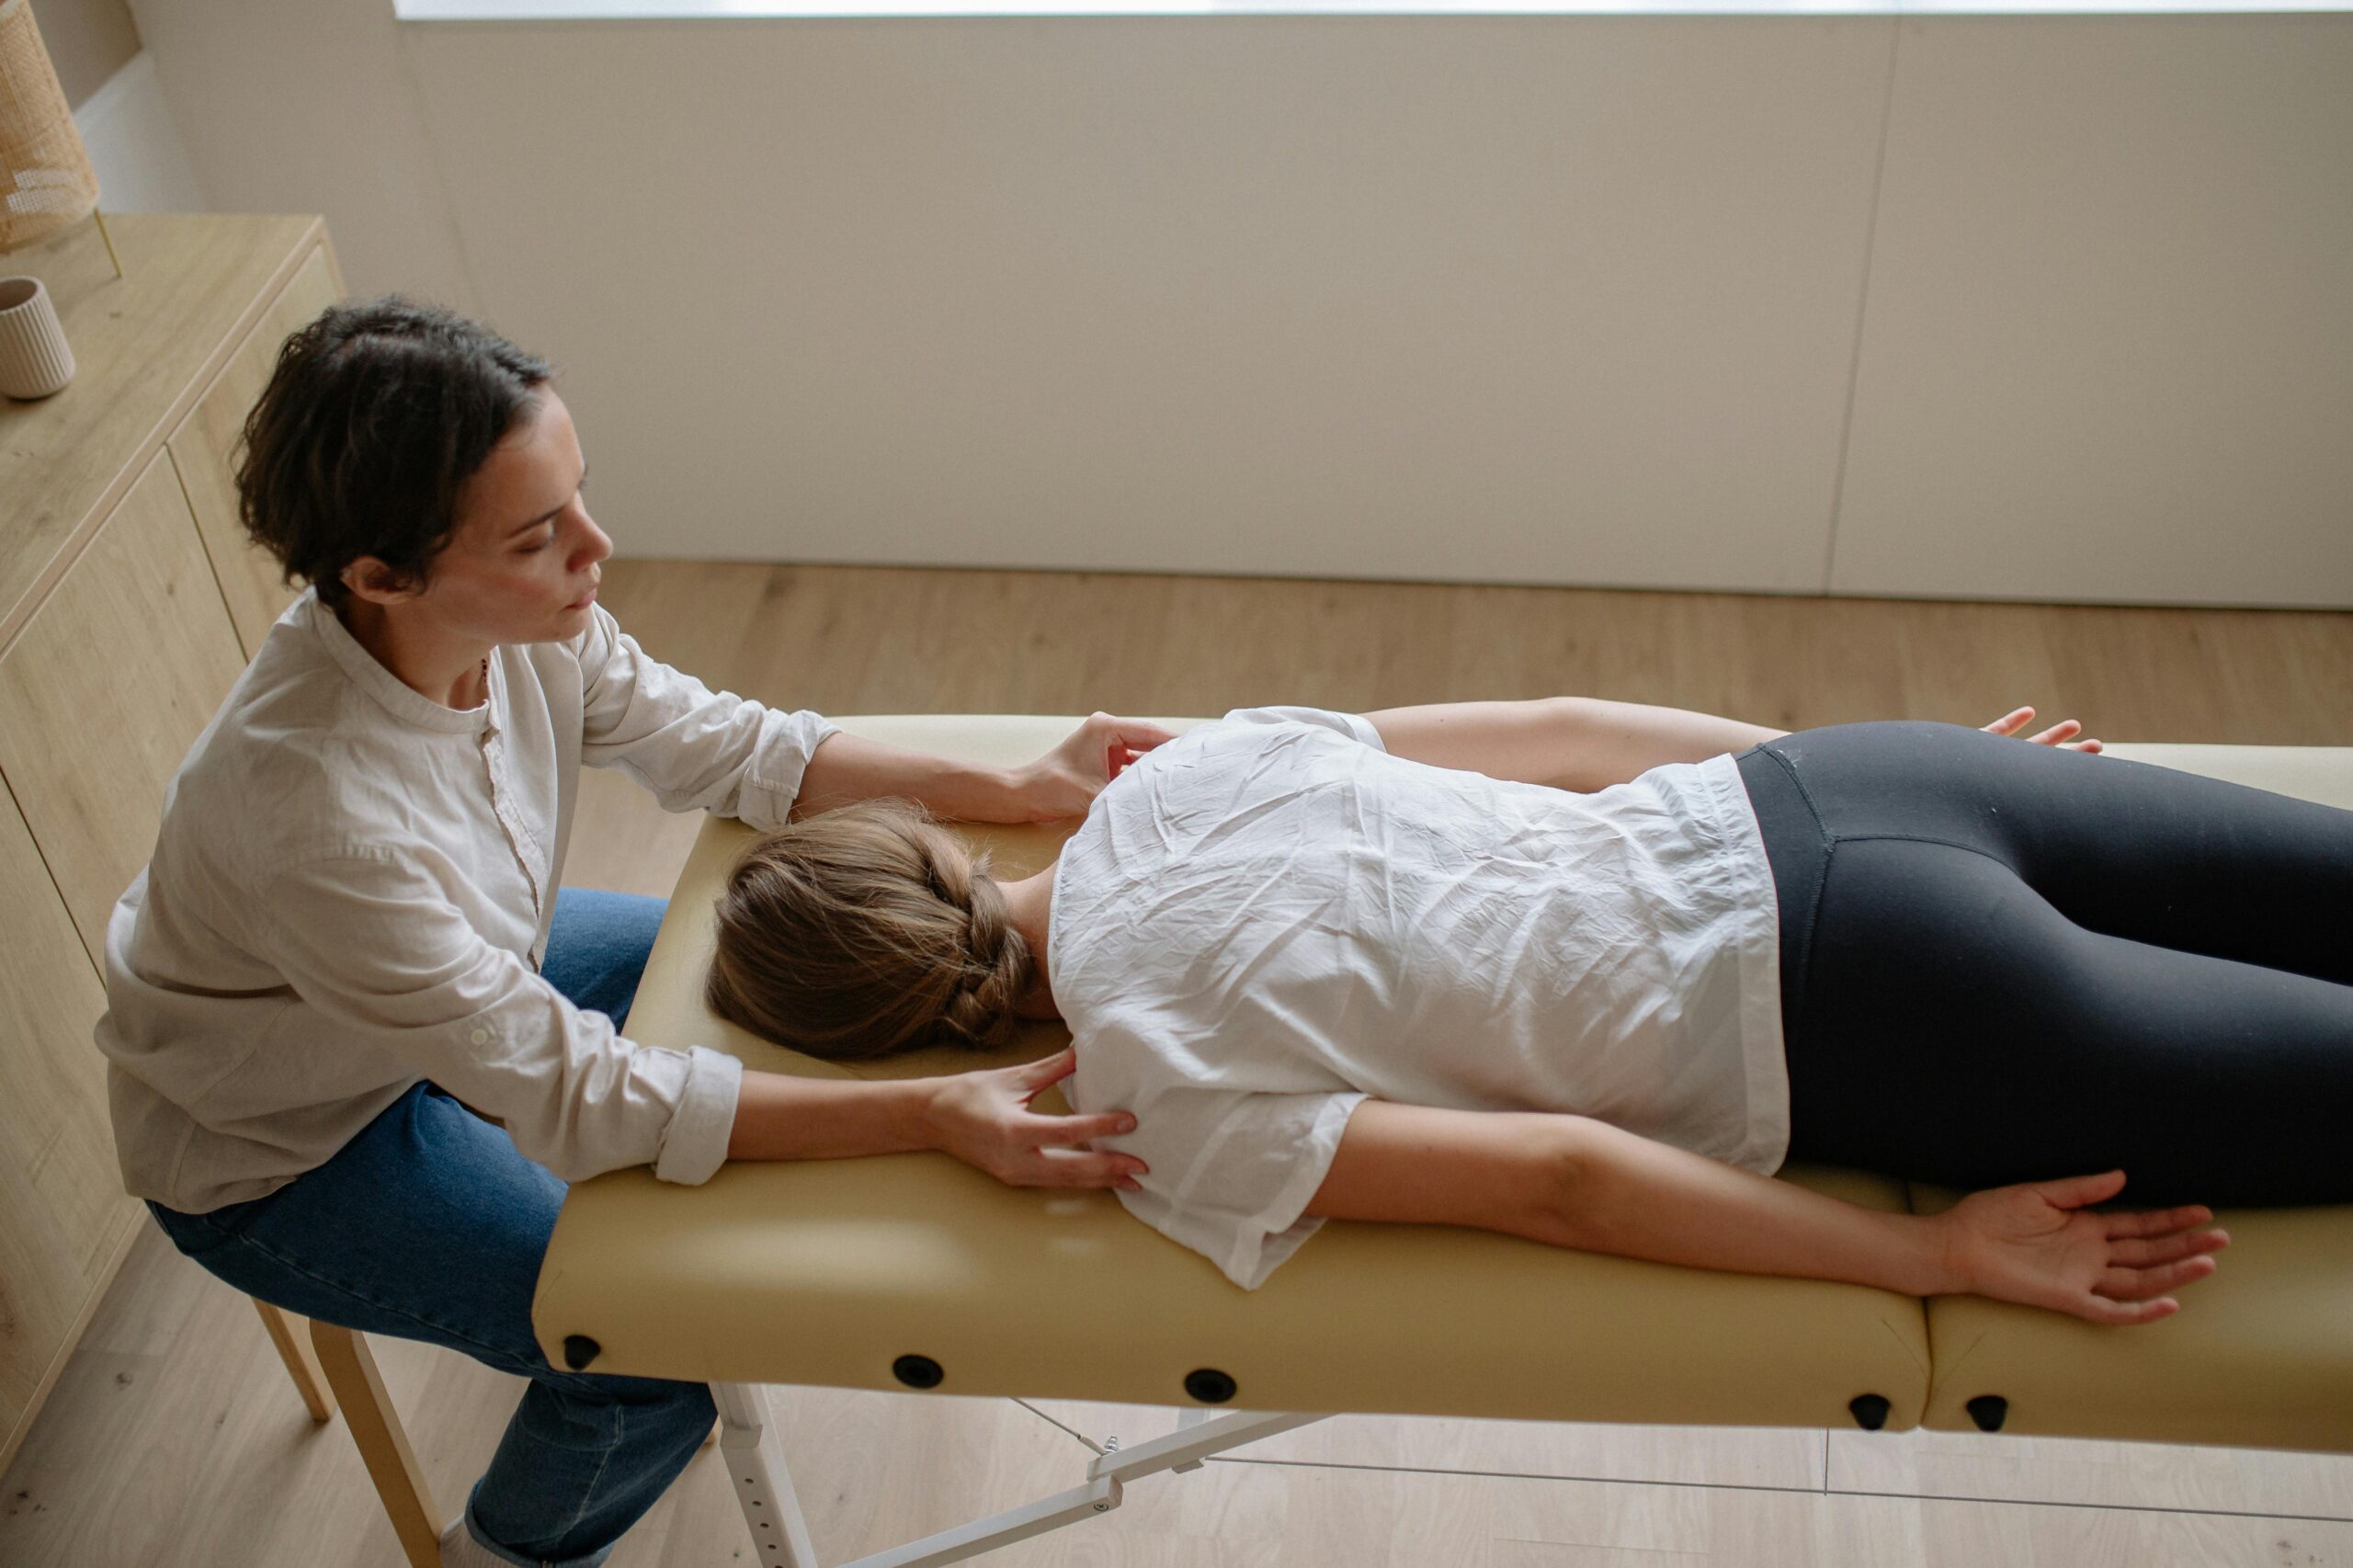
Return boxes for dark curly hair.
[706,800,1035,1062]
[234,296,554,610]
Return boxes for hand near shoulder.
[1932,1168,2228,1324]
[921,1047,1149,1192]
[1009,713,1177,822]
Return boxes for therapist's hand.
[1983,706,2103,754]
[922,1046,1149,1191]
[1010,713,1178,822]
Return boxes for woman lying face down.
[693,699,2342,1327]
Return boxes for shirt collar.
[300,587,497,735]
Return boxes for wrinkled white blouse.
[97,589,836,1213]
[1053,707,1786,1290]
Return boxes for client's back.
[1051,706,1787,1288]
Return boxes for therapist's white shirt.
[97,587,836,1213]
[1052,706,1786,1290]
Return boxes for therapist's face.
[349,386,613,646]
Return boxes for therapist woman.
[95,297,1160,1568]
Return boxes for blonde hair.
[705,800,1032,1062]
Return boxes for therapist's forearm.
[790,732,1020,823]
[1558,1119,1951,1298]
[724,1068,938,1162]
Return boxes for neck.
[338,597,494,710]
[996,867,1060,1019]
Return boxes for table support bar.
[711,1383,1324,1568]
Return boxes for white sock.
[439,1513,529,1568]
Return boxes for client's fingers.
[2097,1255,2219,1301]
[2104,1204,2216,1239]
[2034,1168,2130,1209]
[2108,1228,2229,1268]
[2081,1294,2181,1326]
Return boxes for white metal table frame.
[713,1383,1326,1568]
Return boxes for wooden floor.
[7,561,2353,1568]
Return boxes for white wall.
[73,51,210,213]
[127,2,2353,606]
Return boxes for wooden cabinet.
[169,244,341,658]
[0,789,117,1455]
[0,213,344,1474]
[0,451,252,964]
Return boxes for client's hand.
[1012,713,1178,822]
[922,1046,1148,1191]
[1983,706,2104,754]
[1933,1169,2228,1324]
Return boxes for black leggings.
[1736,722,2353,1207]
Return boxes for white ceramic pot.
[0,275,76,400]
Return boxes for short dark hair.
[235,296,554,610]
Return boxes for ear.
[340,555,421,606]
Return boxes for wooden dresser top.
[0,212,323,652]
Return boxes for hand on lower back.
[1937,1169,2229,1324]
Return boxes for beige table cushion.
[1910,742,2353,1455]
[534,716,1929,1430]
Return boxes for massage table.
[529,719,2353,1568]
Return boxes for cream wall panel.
[402,17,1893,592]
[0,452,251,967]
[0,779,130,1473]
[39,0,141,110]
[170,242,345,659]
[1829,17,2353,608]
[126,0,480,312]
[74,49,215,215]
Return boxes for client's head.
[705,800,1033,1062]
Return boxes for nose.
[574,508,613,569]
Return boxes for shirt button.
[471,1028,490,1045]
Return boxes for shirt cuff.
[652,1045,745,1185]
[741,711,843,830]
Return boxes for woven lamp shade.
[0,0,100,255]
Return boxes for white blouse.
[1052,707,1786,1290]
[96,589,836,1213]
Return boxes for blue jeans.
[148,887,701,1568]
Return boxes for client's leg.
[1776,835,2353,1207]
[1756,720,2353,985]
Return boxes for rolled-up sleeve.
[574,604,837,832]
[257,850,743,1184]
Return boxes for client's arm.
[1303,1101,2227,1324]
[1362,699,2099,792]
[1362,698,1782,793]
